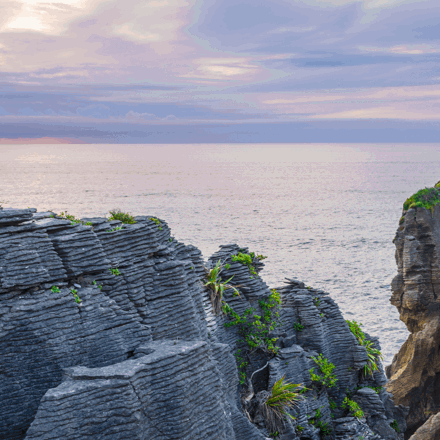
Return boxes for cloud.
[2,0,440,138]
[123,110,160,121]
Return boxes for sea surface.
[2,143,440,364]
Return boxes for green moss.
[403,187,440,215]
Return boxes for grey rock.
[0,209,405,440]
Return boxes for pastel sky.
[2,0,440,142]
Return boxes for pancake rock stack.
[0,207,406,440]
[387,184,440,439]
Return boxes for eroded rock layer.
[387,187,440,437]
[0,208,405,440]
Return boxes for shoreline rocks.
[0,208,405,439]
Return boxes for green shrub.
[51,286,60,293]
[224,289,281,384]
[223,289,281,353]
[294,322,304,332]
[342,397,364,418]
[109,268,121,276]
[346,320,383,376]
[390,419,400,433]
[231,252,258,275]
[309,354,337,388]
[403,187,440,216]
[108,209,136,224]
[249,252,267,261]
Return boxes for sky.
[1,0,440,143]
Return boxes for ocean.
[2,143,440,364]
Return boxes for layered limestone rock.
[0,208,405,440]
[387,186,440,437]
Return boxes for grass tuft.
[108,209,136,224]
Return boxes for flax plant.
[263,376,304,433]
[204,260,240,314]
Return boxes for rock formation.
[0,207,406,439]
[387,185,440,437]
[409,412,440,440]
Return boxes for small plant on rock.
[107,226,123,232]
[346,319,383,377]
[309,407,332,436]
[223,288,281,353]
[110,268,121,276]
[70,289,81,304]
[149,217,162,230]
[108,209,136,224]
[204,260,240,314]
[262,376,303,433]
[342,397,364,419]
[223,289,281,383]
[231,252,258,275]
[310,354,337,388]
[390,419,400,433]
[58,212,92,226]
[293,322,304,332]
[51,286,60,293]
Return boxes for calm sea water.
[2,143,440,364]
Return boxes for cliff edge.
[387,184,440,438]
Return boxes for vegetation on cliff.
[403,186,440,215]
[346,319,383,376]
[263,376,303,433]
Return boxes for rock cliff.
[0,208,405,440]
[387,185,440,437]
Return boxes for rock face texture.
[0,208,405,440]
[387,187,440,437]
[409,412,440,440]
